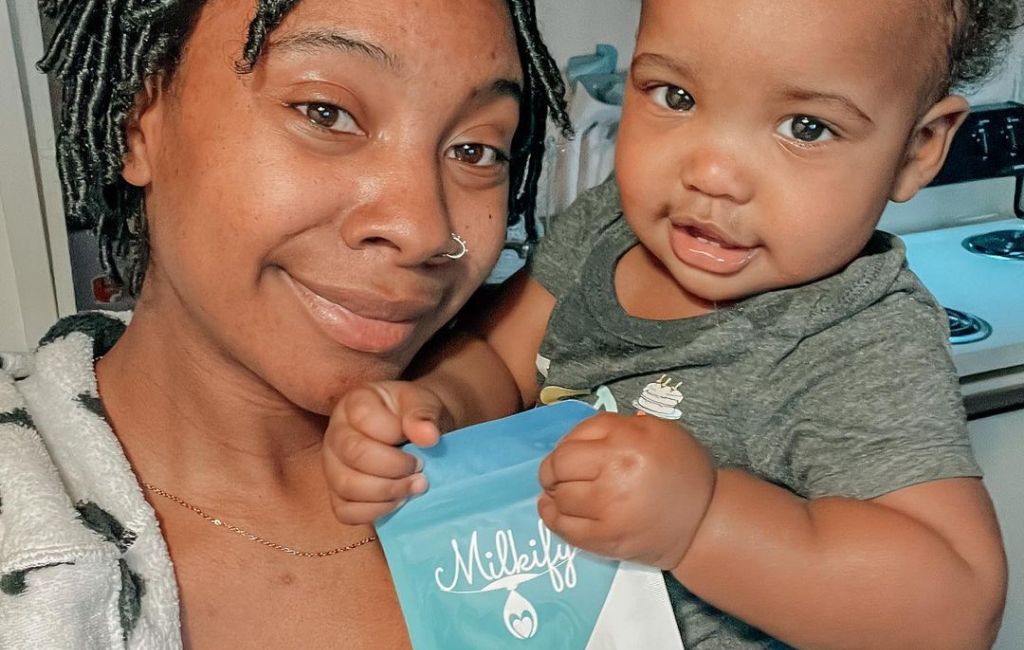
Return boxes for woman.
[0,0,568,647]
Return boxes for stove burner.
[961,229,1024,260]
[945,308,992,345]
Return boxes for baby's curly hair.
[943,0,1021,94]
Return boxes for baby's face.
[617,0,950,304]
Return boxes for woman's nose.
[678,137,754,205]
[339,165,456,267]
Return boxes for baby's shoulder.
[545,178,623,239]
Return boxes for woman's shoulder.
[36,310,132,358]
[0,342,111,567]
[0,310,154,637]
[0,379,154,646]
[0,309,135,540]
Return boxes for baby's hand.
[323,381,448,525]
[537,411,716,570]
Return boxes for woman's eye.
[777,115,834,143]
[294,103,362,134]
[651,85,695,112]
[447,143,507,167]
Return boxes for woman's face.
[125,0,522,414]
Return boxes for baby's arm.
[410,269,556,426]
[675,471,1005,649]
[540,413,1005,649]
[323,270,555,523]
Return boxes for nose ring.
[443,233,468,260]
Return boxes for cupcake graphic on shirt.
[632,376,684,420]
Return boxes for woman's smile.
[287,273,431,354]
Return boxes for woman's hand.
[537,411,717,570]
[323,381,450,524]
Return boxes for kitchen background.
[1,0,1022,646]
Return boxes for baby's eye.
[446,143,508,167]
[650,84,695,112]
[777,115,834,143]
[293,102,363,134]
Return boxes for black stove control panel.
[930,101,1024,186]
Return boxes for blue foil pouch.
[376,401,684,649]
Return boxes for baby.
[324,1,1018,646]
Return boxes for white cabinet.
[970,409,1024,649]
[0,0,75,351]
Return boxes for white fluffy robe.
[0,312,181,649]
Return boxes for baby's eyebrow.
[630,52,697,80]
[778,87,873,125]
[268,29,400,70]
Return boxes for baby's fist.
[537,411,716,570]
[323,381,448,524]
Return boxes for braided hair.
[38,0,571,296]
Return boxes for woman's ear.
[121,76,167,188]
[890,95,970,203]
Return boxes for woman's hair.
[38,0,571,295]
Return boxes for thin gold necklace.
[143,482,378,558]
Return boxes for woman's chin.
[276,357,407,417]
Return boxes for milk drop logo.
[434,518,580,640]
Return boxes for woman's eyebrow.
[484,78,523,103]
[269,30,399,69]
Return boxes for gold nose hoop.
[443,233,468,260]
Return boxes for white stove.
[900,213,1024,649]
[901,217,1024,413]
[889,99,1024,649]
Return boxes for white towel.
[0,312,181,649]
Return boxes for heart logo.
[504,588,539,639]
[510,613,536,639]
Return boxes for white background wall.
[536,0,641,70]
[0,1,59,352]
[0,0,74,352]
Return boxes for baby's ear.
[890,95,970,203]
